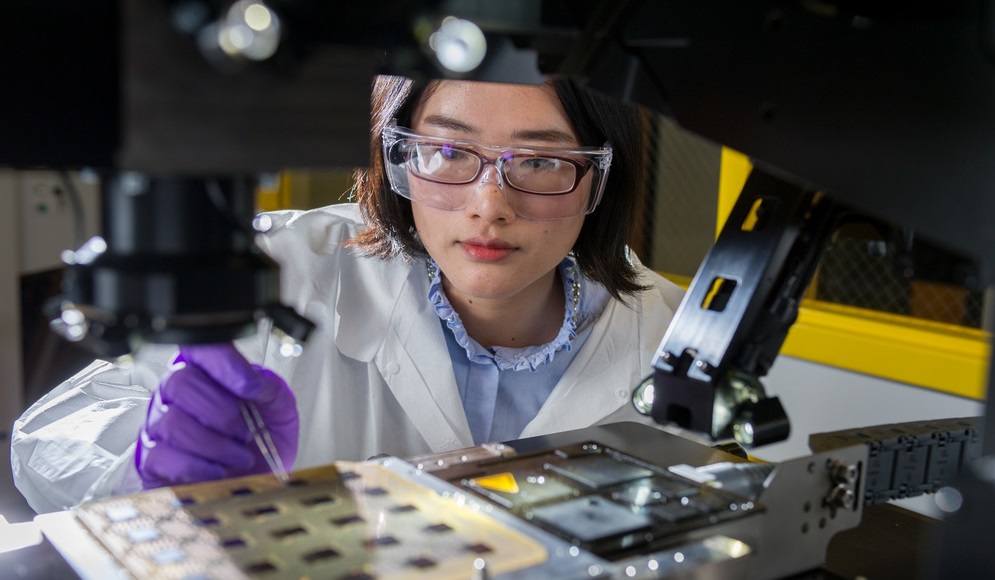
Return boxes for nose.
[466,163,515,221]
[479,162,502,187]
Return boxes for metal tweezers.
[239,400,290,484]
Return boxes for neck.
[443,270,566,349]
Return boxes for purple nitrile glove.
[135,343,299,489]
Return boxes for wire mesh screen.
[815,223,985,328]
[637,114,719,279]
[635,110,987,330]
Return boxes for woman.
[11,76,685,513]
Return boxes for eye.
[440,143,458,159]
[518,156,561,171]
[437,143,469,161]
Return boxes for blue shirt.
[428,257,609,444]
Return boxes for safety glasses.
[382,121,613,219]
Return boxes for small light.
[253,213,273,232]
[726,539,751,558]
[65,325,86,341]
[935,486,964,514]
[279,342,303,358]
[217,0,281,62]
[429,16,486,73]
[73,236,108,265]
[674,552,685,563]
[733,419,755,447]
[51,307,88,342]
[632,375,654,415]
[243,3,273,31]
[230,24,254,50]
[61,309,85,326]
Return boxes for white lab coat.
[11,204,686,514]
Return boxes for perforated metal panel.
[74,463,546,579]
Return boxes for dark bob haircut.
[348,74,651,302]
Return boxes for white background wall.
[753,355,984,463]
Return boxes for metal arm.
[635,166,844,447]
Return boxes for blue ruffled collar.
[427,257,580,371]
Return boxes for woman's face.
[408,80,587,305]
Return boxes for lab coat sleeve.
[10,345,174,514]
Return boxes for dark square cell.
[245,560,278,574]
[362,487,389,496]
[301,494,336,507]
[530,496,653,543]
[303,547,341,563]
[689,491,736,513]
[545,455,654,490]
[242,505,280,518]
[332,514,365,527]
[388,504,418,513]
[271,525,308,539]
[424,523,453,534]
[364,535,399,548]
[406,556,437,569]
[338,571,375,580]
[220,536,247,548]
[648,501,703,523]
[465,543,494,554]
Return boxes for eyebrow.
[420,114,577,145]
[511,128,578,144]
[421,114,475,133]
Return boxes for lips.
[460,237,516,262]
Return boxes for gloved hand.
[135,343,299,489]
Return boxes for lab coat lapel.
[377,321,474,451]
[520,298,651,437]
[334,256,473,451]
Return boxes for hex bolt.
[828,459,859,484]
[826,483,855,510]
